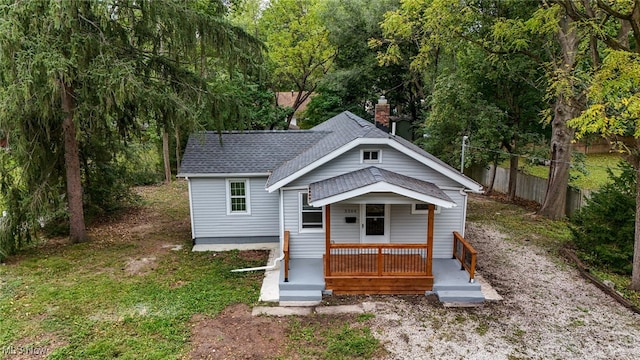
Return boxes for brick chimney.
[374,96,390,132]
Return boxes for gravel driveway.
[370,223,640,360]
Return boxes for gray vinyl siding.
[283,191,466,259]
[389,189,465,258]
[189,177,279,241]
[283,189,325,258]
[289,145,460,188]
[329,203,360,243]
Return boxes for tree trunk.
[175,128,181,172]
[538,15,580,220]
[633,156,640,290]
[485,160,498,195]
[538,97,576,219]
[162,127,171,183]
[61,81,87,243]
[507,153,518,201]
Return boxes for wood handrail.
[283,230,290,282]
[326,243,430,277]
[452,231,477,282]
[329,243,429,249]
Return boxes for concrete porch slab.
[477,273,503,301]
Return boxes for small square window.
[362,150,381,163]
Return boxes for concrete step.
[432,282,481,292]
[279,281,325,291]
[279,289,323,302]
[436,290,485,303]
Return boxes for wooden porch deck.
[324,252,433,294]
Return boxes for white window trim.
[226,179,251,215]
[360,149,382,164]
[299,192,324,233]
[411,204,441,215]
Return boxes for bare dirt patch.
[123,256,157,275]
[188,304,288,360]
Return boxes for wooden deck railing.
[326,243,429,277]
[283,230,290,282]
[453,231,477,283]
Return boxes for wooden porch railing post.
[452,231,478,283]
[325,204,331,277]
[426,204,434,277]
[377,246,383,276]
[283,230,290,282]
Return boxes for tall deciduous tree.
[378,0,547,199]
[0,0,261,251]
[260,0,337,128]
[567,0,640,289]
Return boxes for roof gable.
[308,167,456,208]
[265,111,481,192]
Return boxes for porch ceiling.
[308,166,456,208]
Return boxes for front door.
[360,204,390,243]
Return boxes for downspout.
[231,187,286,272]
[187,177,196,245]
[460,188,468,238]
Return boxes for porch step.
[280,281,325,291]
[435,290,485,303]
[279,289,323,303]
[432,282,481,292]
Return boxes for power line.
[464,144,623,171]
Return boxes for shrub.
[570,161,636,274]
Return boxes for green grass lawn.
[0,182,267,359]
[0,182,381,359]
[517,153,622,190]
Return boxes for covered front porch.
[279,245,481,302]
[280,227,479,300]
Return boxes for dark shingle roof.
[265,111,389,186]
[309,166,454,205]
[178,111,480,192]
[178,131,327,175]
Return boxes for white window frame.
[411,203,441,215]
[360,149,382,164]
[299,192,324,233]
[226,179,251,215]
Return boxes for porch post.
[426,204,435,277]
[325,204,331,276]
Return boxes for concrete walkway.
[253,302,378,317]
[258,247,280,302]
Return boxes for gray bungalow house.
[178,108,484,303]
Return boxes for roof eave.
[308,182,456,208]
[178,172,271,178]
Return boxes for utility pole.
[460,135,469,173]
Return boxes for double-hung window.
[300,193,323,231]
[227,179,250,214]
